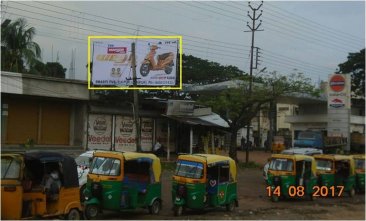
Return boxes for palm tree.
[1,18,41,72]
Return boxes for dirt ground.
[102,151,365,220]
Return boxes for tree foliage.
[337,48,365,98]
[1,18,41,72]
[182,54,247,84]
[198,72,318,161]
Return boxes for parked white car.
[75,150,94,200]
[263,148,323,182]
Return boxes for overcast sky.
[3,1,365,83]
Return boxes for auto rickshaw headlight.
[85,196,89,201]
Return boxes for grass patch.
[162,161,176,171]
[238,161,261,169]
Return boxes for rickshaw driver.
[42,170,61,201]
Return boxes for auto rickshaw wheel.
[226,201,235,212]
[149,199,161,215]
[349,187,355,197]
[174,206,183,216]
[66,208,80,220]
[85,204,99,220]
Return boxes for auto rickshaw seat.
[124,174,149,193]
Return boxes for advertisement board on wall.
[115,116,136,152]
[141,118,153,151]
[91,38,178,87]
[88,114,112,150]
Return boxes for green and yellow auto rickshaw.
[172,154,238,216]
[83,151,162,219]
[266,154,317,202]
[314,154,356,197]
[352,154,365,193]
[1,151,82,220]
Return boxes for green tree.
[198,72,318,162]
[337,49,365,98]
[182,54,248,84]
[43,62,66,78]
[1,18,41,72]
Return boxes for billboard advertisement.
[92,40,133,86]
[88,114,112,150]
[91,38,179,87]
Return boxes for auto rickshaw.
[272,136,285,153]
[352,154,365,193]
[1,151,82,220]
[267,154,317,202]
[314,154,356,197]
[83,151,162,219]
[172,154,238,216]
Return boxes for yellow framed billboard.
[87,36,182,90]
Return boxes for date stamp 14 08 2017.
[266,186,345,197]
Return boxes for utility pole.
[244,1,263,163]
[131,42,141,152]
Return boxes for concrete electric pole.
[244,1,263,163]
[131,42,142,152]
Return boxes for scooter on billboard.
[139,45,175,77]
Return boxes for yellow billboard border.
[87,36,183,90]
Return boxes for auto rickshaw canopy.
[123,152,161,182]
[271,154,317,175]
[92,151,161,182]
[177,154,237,182]
[24,151,79,188]
[313,154,355,175]
[352,154,365,160]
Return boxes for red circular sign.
[329,75,345,92]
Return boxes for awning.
[164,113,229,128]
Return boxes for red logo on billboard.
[329,75,345,92]
[332,98,343,103]
[108,47,127,54]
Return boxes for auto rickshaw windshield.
[90,157,121,176]
[316,159,333,171]
[269,158,293,172]
[354,159,365,170]
[175,160,204,179]
[1,156,21,179]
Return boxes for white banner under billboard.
[92,39,178,86]
[88,114,112,150]
[141,118,153,151]
[115,116,137,152]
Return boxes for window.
[90,157,120,176]
[354,159,365,170]
[316,159,333,171]
[175,160,203,179]
[1,157,21,179]
[269,158,293,172]
[298,132,316,139]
